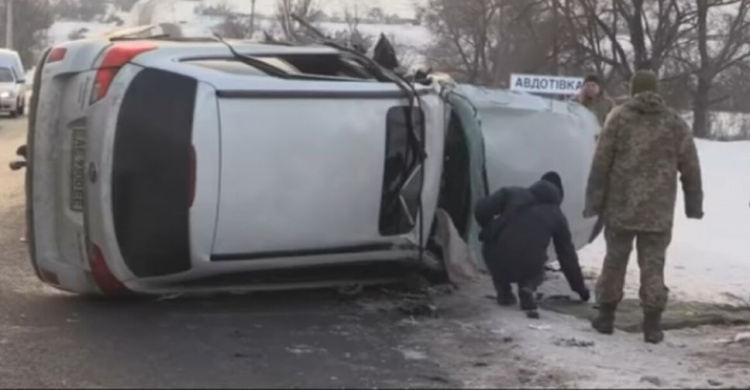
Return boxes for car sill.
[210,243,413,262]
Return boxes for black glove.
[686,208,704,220]
[685,193,704,220]
[578,288,591,302]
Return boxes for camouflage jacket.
[584,92,703,232]
[575,93,615,126]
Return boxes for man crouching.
[475,172,590,319]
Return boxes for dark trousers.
[491,269,545,311]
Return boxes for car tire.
[17,100,24,116]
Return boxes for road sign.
[510,73,584,95]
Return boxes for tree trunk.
[692,77,712,139]
[628,0,649,70]
[692,0,712,139]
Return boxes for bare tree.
[338,2,373,53]
[679,0,750,138]
[423,0,563,87]
[554,0,695,90]
[205,1,254,39]
[276,0,321,41]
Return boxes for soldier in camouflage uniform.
[583,70,704,344]
[574,74,616,126]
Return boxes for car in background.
[24,25,448,296]
[0,49,27,117]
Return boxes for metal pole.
[5,0,13,50]
[250,0,257,37]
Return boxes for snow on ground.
[579,140,750,305]
[409,282,750,389]
[412,139,750,388]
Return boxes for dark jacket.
[475,180,586,293]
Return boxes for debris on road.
[398,348,428,361]
[640,375,664,387]
[397,300,438,318]
[708,379,724,387]
[528,324,552,331]
[733,332,750,344]
[286,345,318,355]
[417,374,451,384]
[553,337,595,348]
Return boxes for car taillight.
[89,243,130,295]
[91,42,157,104]
[189,145,196,208]
[47,47,67,63]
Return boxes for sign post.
[510,73,584,96]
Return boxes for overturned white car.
[20,25,599,296]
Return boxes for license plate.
[70,129,87,212]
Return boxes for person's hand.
[578,288,591,303]
[686,205,704,220]
[685,194,703,220]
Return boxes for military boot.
[591,303,617,335]
[643,310,665,344]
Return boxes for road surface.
[0,117,453,388]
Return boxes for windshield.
[0,67,14,83]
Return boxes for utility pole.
[250,0,257,37]
[5,0,13,50]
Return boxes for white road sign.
[510,74,584,95]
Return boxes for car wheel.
[10,110,18,118]
[17,100,24,116]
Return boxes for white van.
[0,49,26,117]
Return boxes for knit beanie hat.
[584,74,601,85]
[631,70,659,96]
[541,171,564,200]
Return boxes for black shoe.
[592,303,617,335]
[519,288,538,312]
[496,292,518,306]
[643,310,665,344]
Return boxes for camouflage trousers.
[595,226,672,311]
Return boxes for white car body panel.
[28,36,447,295]
[457,85,600,251]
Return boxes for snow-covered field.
[46,0,432,51]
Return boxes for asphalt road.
[0,117,452,389]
